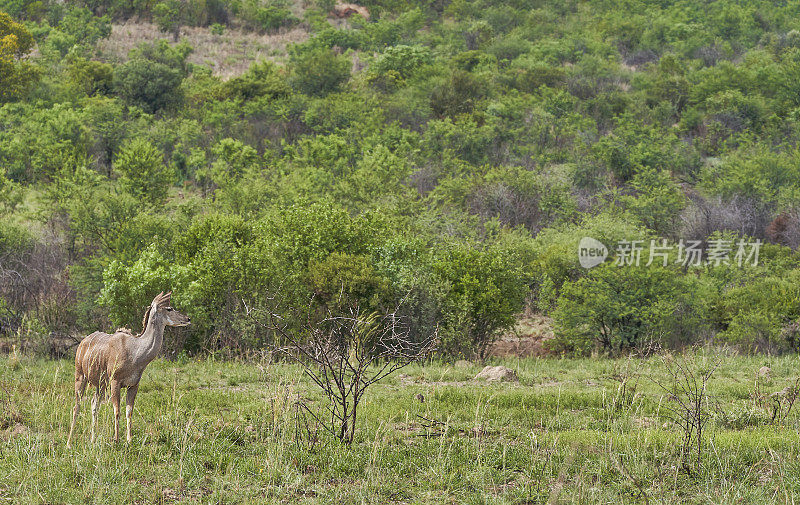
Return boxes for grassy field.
[2,351,800,504]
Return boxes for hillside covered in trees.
[3,0,800,357]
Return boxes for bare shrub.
[468,183,547,232]
[751,372,800,425]
[652,352,720,474]
[769,380,800,424]
[606,354,643,414]
[0,230,76,348]
[622,48,658,67]
[680,192,773,242]
[246,296,436,444]
[693,44,725,67]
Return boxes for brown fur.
[66,292,190,447]
[141,305,152,335]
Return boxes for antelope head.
[151,291,191,328]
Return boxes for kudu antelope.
[66,292,190,447]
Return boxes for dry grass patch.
[488,314,555,358]
[98,21,309,79]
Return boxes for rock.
[454,360,472,369]
[331,2,370,19]
[474,365,517,382]
[758,366,771,379]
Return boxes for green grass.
[2,352,800,504]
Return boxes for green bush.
[222,60,290,100]
[113,138,174,205]
[620,167,686,237]
[153,0,184,39]
[66,57,114,96]
[306,252,392,312]
[429,70,486,118]
[701,145,800,208]
[505,56,566,92]
[528,213,647,312]
[113,41,192,112]
[717,269,800,352]
[289,47,351,96]
[370,44,432,81]
[552,264,709,355]
[592,114,688,182]
[113,58,184,112]
[236,0,298,31]
[57,7,111,47]
[316,27,368,51]
[0,103,90,182]
[256,4,298,30]
[431,243,528,359]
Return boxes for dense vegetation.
[4,0,800,357]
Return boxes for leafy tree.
[223,60,290,100]
[196,138,262,208]
[113,41,192,112]
[113,138,174,205]
[99,243,192,331]
[289,46,350,96]
[529,213,646,312]
[315,27,367,51]
[113,58,183,112]
[552,264,708,355]
[306,252,391,312]
[592,113,698,182]
[45,163,140,260]
[701,145,800,208]
[432,243,528,359]
[370,44,432,80]
[0,103,91,182]
[717,269,800,353]
[130,40,193,76]
[430,70,486,118]
[621,167,686,237]
[57,7,111,47]
[236,0,298,31]
[0,11,37,102]
[0,165,20,213]
[153,0,184,41]
[506,56,566,92]
[66,56,113,96]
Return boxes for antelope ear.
[158,291,172,308]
